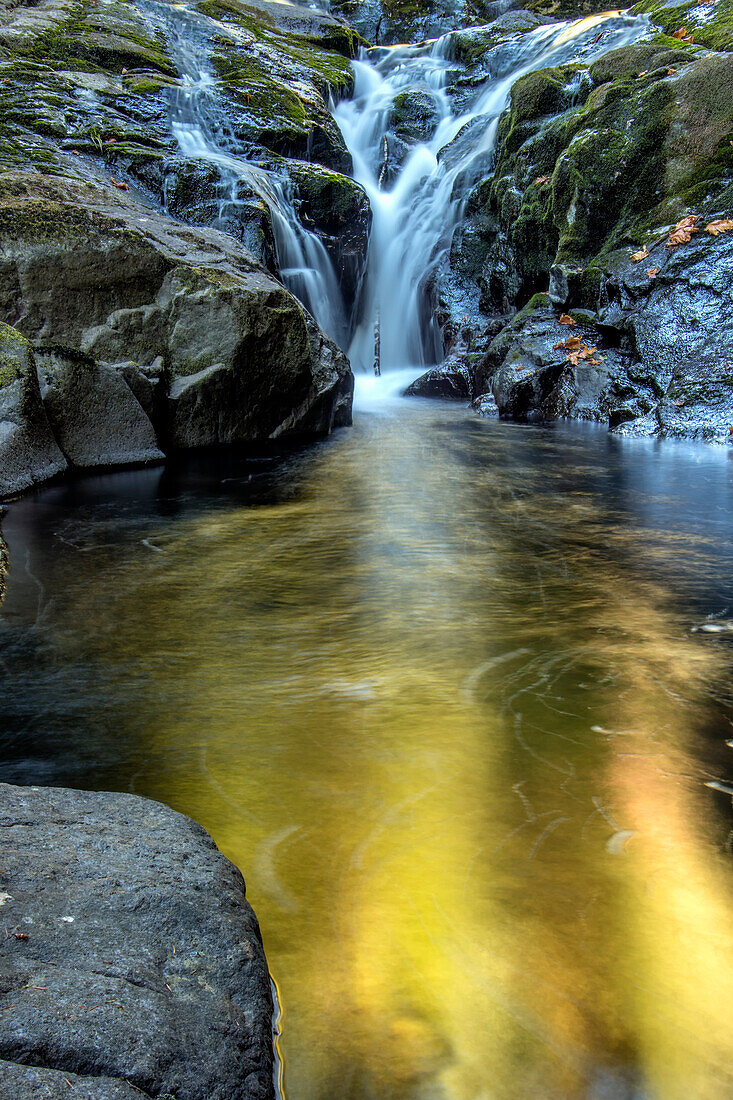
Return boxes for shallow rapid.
[1,401,732,1099]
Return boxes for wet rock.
[0,323,67,498]
[36,347,164,469]
[0,782,276,1100]
[444,28,733,441]
[162,157,278,273]
[287,160,372,305]
[0,172,353,481]
[332,0,510,47]
[390,90,440,146]
[404,361,472,399]
[472,391,499,417]
[479,294,658,426]
[448,11,542,64]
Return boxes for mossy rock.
[507,68,568,125]
[588,41,694,84]
[631,0,733,52]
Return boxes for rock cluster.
[426,8,733,441]
[0,0,369,499]
[0,783,276,1100]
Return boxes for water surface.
[1,399,733,1099]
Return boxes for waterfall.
[147,1,350,350]
[147,2,647,380]
[334,12,649,374]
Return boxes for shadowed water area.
[1,394,733,1098]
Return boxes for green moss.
[509,68,567,124]
[588,41,694,84]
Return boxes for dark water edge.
[1,405,733,1099]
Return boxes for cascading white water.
[334,12,650,375]
[148,1,350,349]
[146,2,647,381]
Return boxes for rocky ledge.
[0,783,276,1100]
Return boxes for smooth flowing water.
[2,397,733,1098]
[336,11,647,371]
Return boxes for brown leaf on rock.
[110,177,129,191]
[647,267,659,278]
[553,335,582,351]
[705,218,733,236]
[667,215,700,246]
[534,175,549,185]
[631,246,649,262]
[558,313,576,326]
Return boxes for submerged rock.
[0,782,276,1100]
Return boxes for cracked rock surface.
[0,783,276,1100]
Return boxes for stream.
[1,396,733,1098]
[2,3,733,1097]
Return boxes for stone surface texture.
[0,783,276,1100]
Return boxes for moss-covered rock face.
[423,11,733,441]
[0,0,362,179]
[285,160,371,298]
[631,0,733,52]
[460,38,733,314]
[0,0,361,496]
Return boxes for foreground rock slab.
[0,783,276,1100]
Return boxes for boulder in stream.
[0,782,276,1100]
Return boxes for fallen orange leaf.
[534,175,549,185]
[110,177,129,190]
[631,246,649,262]
[553,335,582,351]
[647,267,659,277]
[667,214,699,246]
[705,218,733,236]
[558,313,576,326]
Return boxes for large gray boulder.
[0,323,67,497]
[0,172,353,484]
[0,783,276,1100]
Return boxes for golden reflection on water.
[3,406,733,1098]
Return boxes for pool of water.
[1,396,733,1099]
